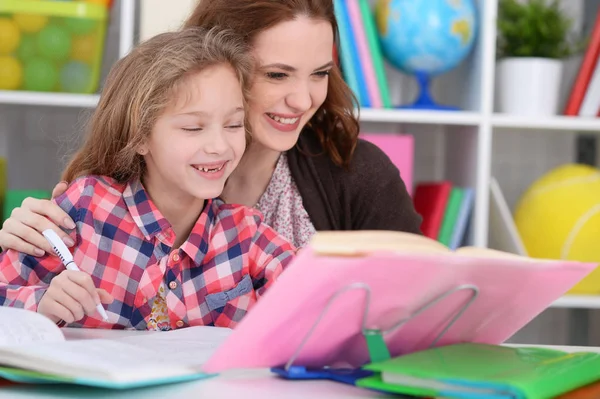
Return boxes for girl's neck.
[221,142,282,207]
[141,176,205,249]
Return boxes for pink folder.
[203,243,596,373]
[360,133,414,195]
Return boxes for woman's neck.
[141,176,205,248]
[221,142,281,207]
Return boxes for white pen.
[42,229,109,322]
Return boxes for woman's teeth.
[267,113,299,125]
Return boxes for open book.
[0,307,232,388]
[202,230,597,373]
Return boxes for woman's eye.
[314,70,331,77]
[182,127,203,132]
[265,72,287,80]
[226,124,244,129]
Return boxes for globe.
[375,0,477,110]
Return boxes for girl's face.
[142,64,247,203]
[248,16,334,153]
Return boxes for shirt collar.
[123,179,172,242]
[123,179,214,265]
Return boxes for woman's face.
[248,16,334,152]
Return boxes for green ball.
[24,58,58,91]
[63,17,96,35]
[16,35,37,63]
[36,24,71,62]
[60,61,91,93]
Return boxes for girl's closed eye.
[182,127,203,132]
[226,122,244,130]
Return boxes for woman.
[0,0,422,256]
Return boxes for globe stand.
[397,71,459,111]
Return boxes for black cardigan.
[287,131,423,234]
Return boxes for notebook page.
[0,326,233,381]
[0,340,192,381]
[0,307,64,346]
[115,326,233,365]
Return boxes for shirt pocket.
[205,274,257,328]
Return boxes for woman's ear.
[137,145,148,156]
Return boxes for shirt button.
[176,320,184,328]
[168,281,178,290]
[171,252,180,262]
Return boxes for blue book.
[449,187,474,250]
[333,0,368,106]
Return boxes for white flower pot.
[496,57,563,116]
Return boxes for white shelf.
[359,108,482,126]
[0,91,100,108]
[550,295,600,309]
[492,114,600,132]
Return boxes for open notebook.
[0,307,232,388]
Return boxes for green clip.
[364,329,391,363]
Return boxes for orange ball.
[70,33,97,64]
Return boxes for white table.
[0,369,393,398]
[0,328,597,399]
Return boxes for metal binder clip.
[271,282,480,384]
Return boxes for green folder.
[357,343,600,399]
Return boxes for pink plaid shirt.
[0,176,296,330]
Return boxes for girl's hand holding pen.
[38,270,114,324]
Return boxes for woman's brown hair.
[62,27,253,183]
[184,0,360,167]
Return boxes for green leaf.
[496,0,582,59]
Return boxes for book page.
[310,230,451,256]
[115,325,233,365]
[0,326,232,382]
[455,246,554,262]
[0,307,64,346]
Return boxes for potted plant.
[496,0,578,116]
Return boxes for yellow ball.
[13,14,48,34]
[0,56,23,90]
[514,163,600,294]
[0,18,21,55]
[70,34,97,64]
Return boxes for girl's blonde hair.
[62,27,253,183]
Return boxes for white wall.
[139,0,199,41]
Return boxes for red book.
[564,9,600,116]
[412,181,452,239]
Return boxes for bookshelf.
[355,0,600,314]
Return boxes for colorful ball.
[70,33,96,63]
[36,24,71,62]
[13,13,48,33]
[60,61,91,93]
[63,17,96,35]
[0,18,21,55]
[23,58,58,91]
[16,35,37,63]
[0,56,23,90]
[514,163,600,294]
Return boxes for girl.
[0,27,296,330]
[0,0,422,257]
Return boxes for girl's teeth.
[268,114,299,125]
[194,164,224,173]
